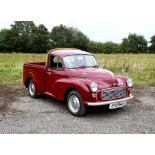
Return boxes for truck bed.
[23,62,46,93]
[24,62,46,68]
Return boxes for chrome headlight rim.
[127,78,133,87]
[90,82,98,92]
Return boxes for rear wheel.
[28,79,38,98]
[67,90,87,117]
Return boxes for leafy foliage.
[149,35,155,53]
[0,28,21,52]
[0,21,153,53]
[11,21,36,52]
[121,33,148,53]
[29,24,50,53]
[70,27,89,50]
[102,41,121,54]
[50,24,74,48]
[0,21,50,53]
[50,25,89,50]
[87,41,121,54]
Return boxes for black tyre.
[28,79,38,98]
[67,90,87,117]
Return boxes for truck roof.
[49,48,91,58]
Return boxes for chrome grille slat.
[101,88,126,101]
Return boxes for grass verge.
[0,53,155,86]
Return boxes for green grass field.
[0,53,155,86]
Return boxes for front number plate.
[109,101,126,109]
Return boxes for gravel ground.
[0,84,155,134]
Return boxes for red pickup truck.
[23,48,133,116]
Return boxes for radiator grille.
[101,88,126,101]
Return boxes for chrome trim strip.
[87,95,133,106]
[96,86,126,93]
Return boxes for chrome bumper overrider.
[87,95,133,106]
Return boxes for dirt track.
[0,84,155,134]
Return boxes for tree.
[50,25,74,48]
[29,24,50,53]
[149,35,155,53]
[50,25,89,50]
[102,41,121,54]
[0,29,19,52]
[70,27,89,50]
[87,41,121,54]
[11,21,36,52]
[87,41,105,53]
[0,29,11,51]
[121,33,148,53]
[9,21,50,53]
[0,22,152,54]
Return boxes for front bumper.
[87,94,133,106]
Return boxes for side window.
[49,55,63,70]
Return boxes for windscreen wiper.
[76,65,87,68]
[91,65,99,68]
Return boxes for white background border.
[0,1,154,155]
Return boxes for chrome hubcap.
[68,95,80,113]
[29,82,35,96]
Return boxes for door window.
[49,55,63,70]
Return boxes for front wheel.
[67,90,87,117]
[28,79,38,98]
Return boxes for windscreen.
[63,55,98,69]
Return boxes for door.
[45,55,66,99]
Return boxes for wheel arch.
[25,73,36,88]
[25,77,32,88]
[64,87,78,103]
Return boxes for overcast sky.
[0,0,155,43]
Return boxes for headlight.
[127,79,133,87]
[90,82,98,92]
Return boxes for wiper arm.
[69,65,98,69]
[76,65,87,68]
[67,65,87,69]
[92,65,99,68]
